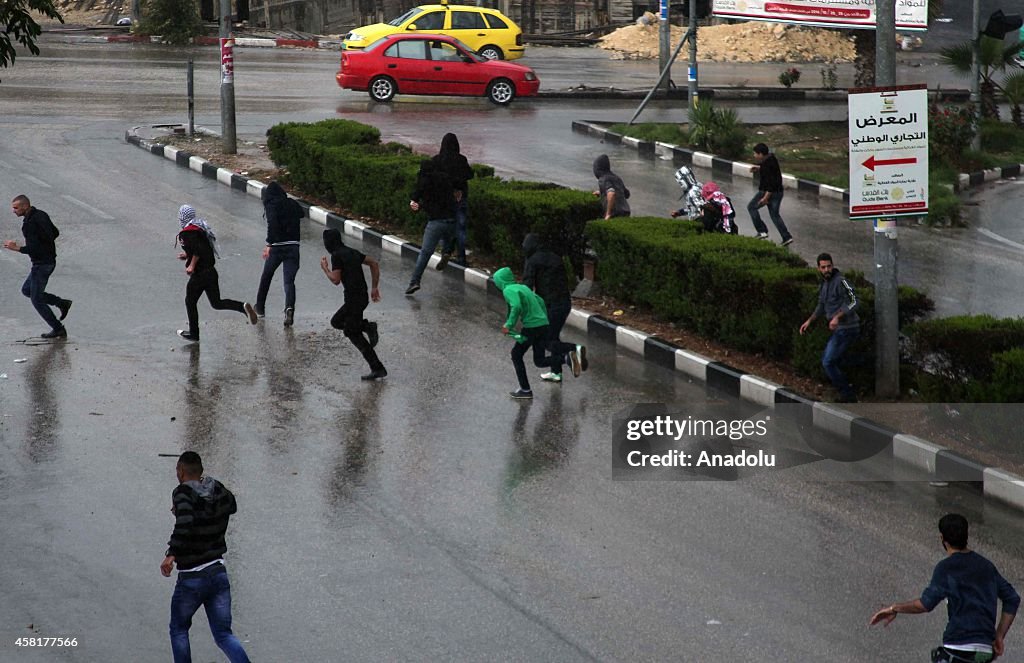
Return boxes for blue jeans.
[747,190,792,242]
[21,263,63,331]
[255,244,300,312]
[822,327,859,399]
[454,197,468,263]
[169,564,250,663]
[409,218,455,286]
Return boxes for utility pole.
[687,0,697,106]
[874,0,899,398]
[659,0,670,96]
[219,0,237,154]
[970,0,981,151]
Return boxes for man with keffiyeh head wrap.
[176,205,258,342]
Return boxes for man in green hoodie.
[494,267,586,399]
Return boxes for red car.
[336,34,540,105]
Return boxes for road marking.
[978,227,1024,253]
[22,174,52,189]
[61,195,113,220]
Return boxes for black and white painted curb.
[125,126,1024,511]
[959,162,1024,192]
[573,120,850,203]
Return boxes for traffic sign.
[848,84,929,219]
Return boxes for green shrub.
[980,119,1024,153]
[906,315,1024,401]
[969,348,1024,402]
[138,0,202,44]
[925,181,962,226]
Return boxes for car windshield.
[387,8,421,26]
[451,39,484,62]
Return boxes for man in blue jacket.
[799,252,860,402]
[4,195,72,338]
[870,513,1019,663]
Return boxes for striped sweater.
[166,477,238,570]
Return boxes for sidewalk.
[124,124,1024,514]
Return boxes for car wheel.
[486,78,516,105]
[479,45,503,60]
[369,76,396,103]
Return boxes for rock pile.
[599,20,856,63]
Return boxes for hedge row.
[266,119,599,268]
[264,119,1020,401]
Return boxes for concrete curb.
[47,33,327,49]
[573,120,850,203]
[124,125,1024,513]
[958,162,1024,192]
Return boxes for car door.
[405,9,446,34]
[446,10,488,52]
[425,40,488,96]
[382,39,430,94]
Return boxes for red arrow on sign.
[862,155,917,171]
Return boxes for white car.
[116,17,132,26]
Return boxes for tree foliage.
[138,0,203,45]
[0,0,63,82]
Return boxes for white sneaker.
[540,372,562,383]
[757,232,770,240]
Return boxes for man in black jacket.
[160,451,251,663]
[4,195,72,339]
[406,159,457,295]
[748,143,794,246]
[255,181,304,326]
[431,133,475,266]
[522,233,588,383]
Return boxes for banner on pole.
[711,1,927,31]
[220,38,234,84]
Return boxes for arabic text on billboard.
[711,0,927,31]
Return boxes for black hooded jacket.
[430,133,475,197]
[411,159,457,221]
[592,155,631,217]
[522,234,570,305]
[263,181,304,246]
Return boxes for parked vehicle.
[342,2,524,61]
[337,34,539,105]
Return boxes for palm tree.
[940,38,1024,120]
[1003,71,1024,128]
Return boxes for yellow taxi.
[343,2,524,61]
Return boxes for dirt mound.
[599,20,855,63]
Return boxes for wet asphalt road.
[2,40,1024,662]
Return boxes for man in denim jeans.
[160,451,250,663]
[748,143,794,246]
[405,159,457,296]
[799,253,860,402]
[4,195,72,339]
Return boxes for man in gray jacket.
[799,253,860,402]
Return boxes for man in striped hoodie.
[160,451,250,663]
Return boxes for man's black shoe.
[284,307,294,327]
[436,253,451,271]
[361,368,387,381]
[57,299,72,321]
[41,328,67,339]
[405,283,420,296]
[177,329,199,342]
[367,321,379,348]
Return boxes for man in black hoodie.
[431,133,475,266]
[406,159,458,295]
[4,195,72,338]
[592,155,631,220]
[160,451,251,663]
[255,181,304,326]
[522,233,587,382]
[321,228,386,380]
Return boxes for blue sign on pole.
[660,0,668,20]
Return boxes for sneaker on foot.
[781,237,794,247]
[254,306,266,318]
[568,349,582,378]
[757,232,770,240]
[177,329,199,342]
[405,283,420,296]
[435,253,451,271]
[244,302,258,325]
[577,344,589,372]
[41,327,67,339]
[540,372,562,383]
[284,307,294,327]
[361,368,387,381]
[367,321,379,348]
[57,299,72,321]
[509,389,534,399]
